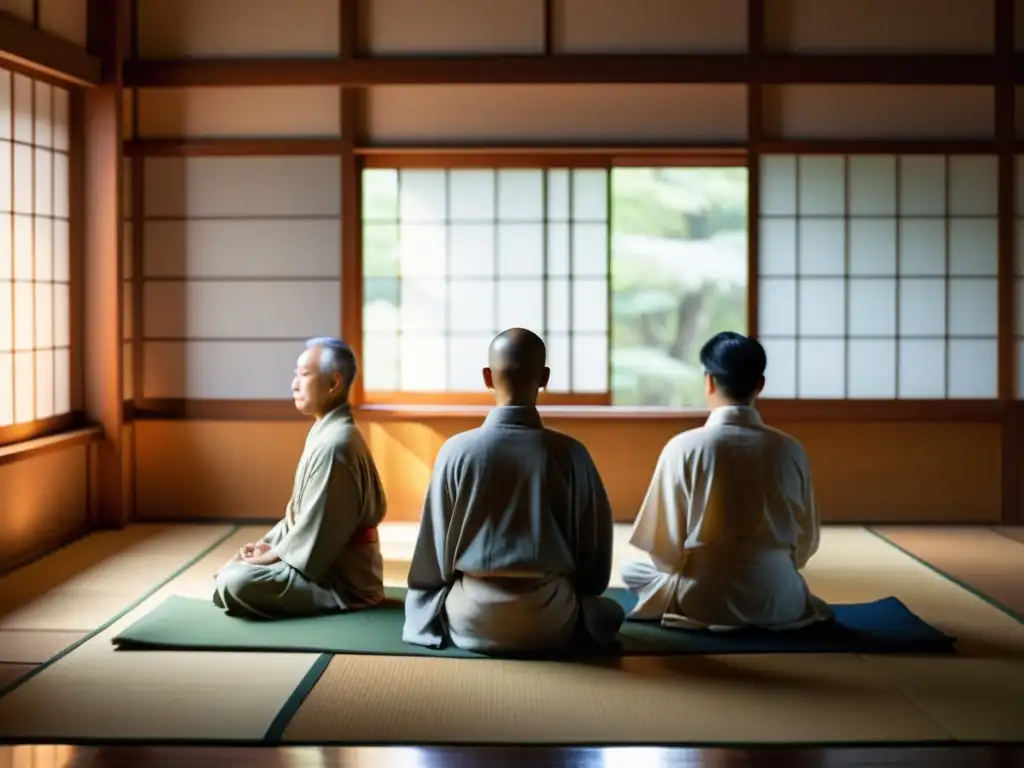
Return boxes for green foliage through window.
[610,167,748,407]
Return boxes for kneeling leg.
[620,559,677,620]
[213,561,324,620]
[579,594,626,647]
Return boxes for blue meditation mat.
[111,587,956,658]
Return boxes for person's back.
[622,332,831,631]
[403,328,624,652]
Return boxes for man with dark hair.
[403,327,625,653]
[621,331,831,631]
[212,337,388,619]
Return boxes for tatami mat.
[0,527,322,742]
[0,664,33,690]
[0,526,235,631]
[283,526,1024,745]
[282,652,949,745]
[993,527,1024,546]
[0,631,85,664]
[871,527,1024,622]
[862,657,1024,743]
[1,523,1022,746]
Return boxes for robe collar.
[315,402,354,429]
[705,404,763,428]
[484,405,544,429]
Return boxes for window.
[758,154,998,400]
[610,166,748,406]
[360,164,748,407]
[1016,155,1024,399]
[0,69,72,444]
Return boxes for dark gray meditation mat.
[110,587,956,658]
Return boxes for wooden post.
[995,0,1019,524]
[81,0,128,527]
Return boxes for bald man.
[212,337,388,619]
[403,328,624,653]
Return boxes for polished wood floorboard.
[1,744,1021,767]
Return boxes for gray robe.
[213,404,387,619]
[402,406,624,652]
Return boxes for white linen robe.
[623,405,832,631]
[403,406,625,652]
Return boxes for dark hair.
[699,332,766,402]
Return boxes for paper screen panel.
[766,0,993,53]
[137,0,340,58]
[360,0,544,54]
[759,154,999,400]
[764,86,995,140]
[1017,156,1024,397]
[366,85,747,144]
[143,280,341,341]
[0,71,72,427]
[137,87,342,140]
[143,219,341,279]
[362,168,610,395]
[38,0,87,47]
[553,0,747,53]
[144,157,341,218]
[0,0,33,24]
[1017,0,1024,50]
[143,340,306,400]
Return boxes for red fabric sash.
[352,526,379,544]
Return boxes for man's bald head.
[483,328,550,405]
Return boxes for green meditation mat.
[111,587,956,658]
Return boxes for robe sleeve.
[402,446,456,648]
[793,451,820,570]
[271,449,365,583]
[628,441,689,572]
[259,518,289,547]
[572,451,614,596]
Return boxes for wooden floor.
[0,523,1021,766]
[2,744,1023,766]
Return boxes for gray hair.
[305,337,358,387]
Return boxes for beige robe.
[403,406,625,652]
[213,404,387,619]
[622,405,832,631]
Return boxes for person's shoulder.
[435,426,487,463]
[541,426,594,463]
[660,427,707,459]
[758,422,809,463]
[315,425,363,465]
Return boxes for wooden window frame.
[354,150,748,410]
[0,412,83,448]
[0,66,84,450]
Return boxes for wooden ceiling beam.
[123,53,1005,89]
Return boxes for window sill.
[0,425,104,468]
[356,399,1006,423]
[127,399,1009,424]
[356,405,712,422]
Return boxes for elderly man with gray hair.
[212,337,388,619]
